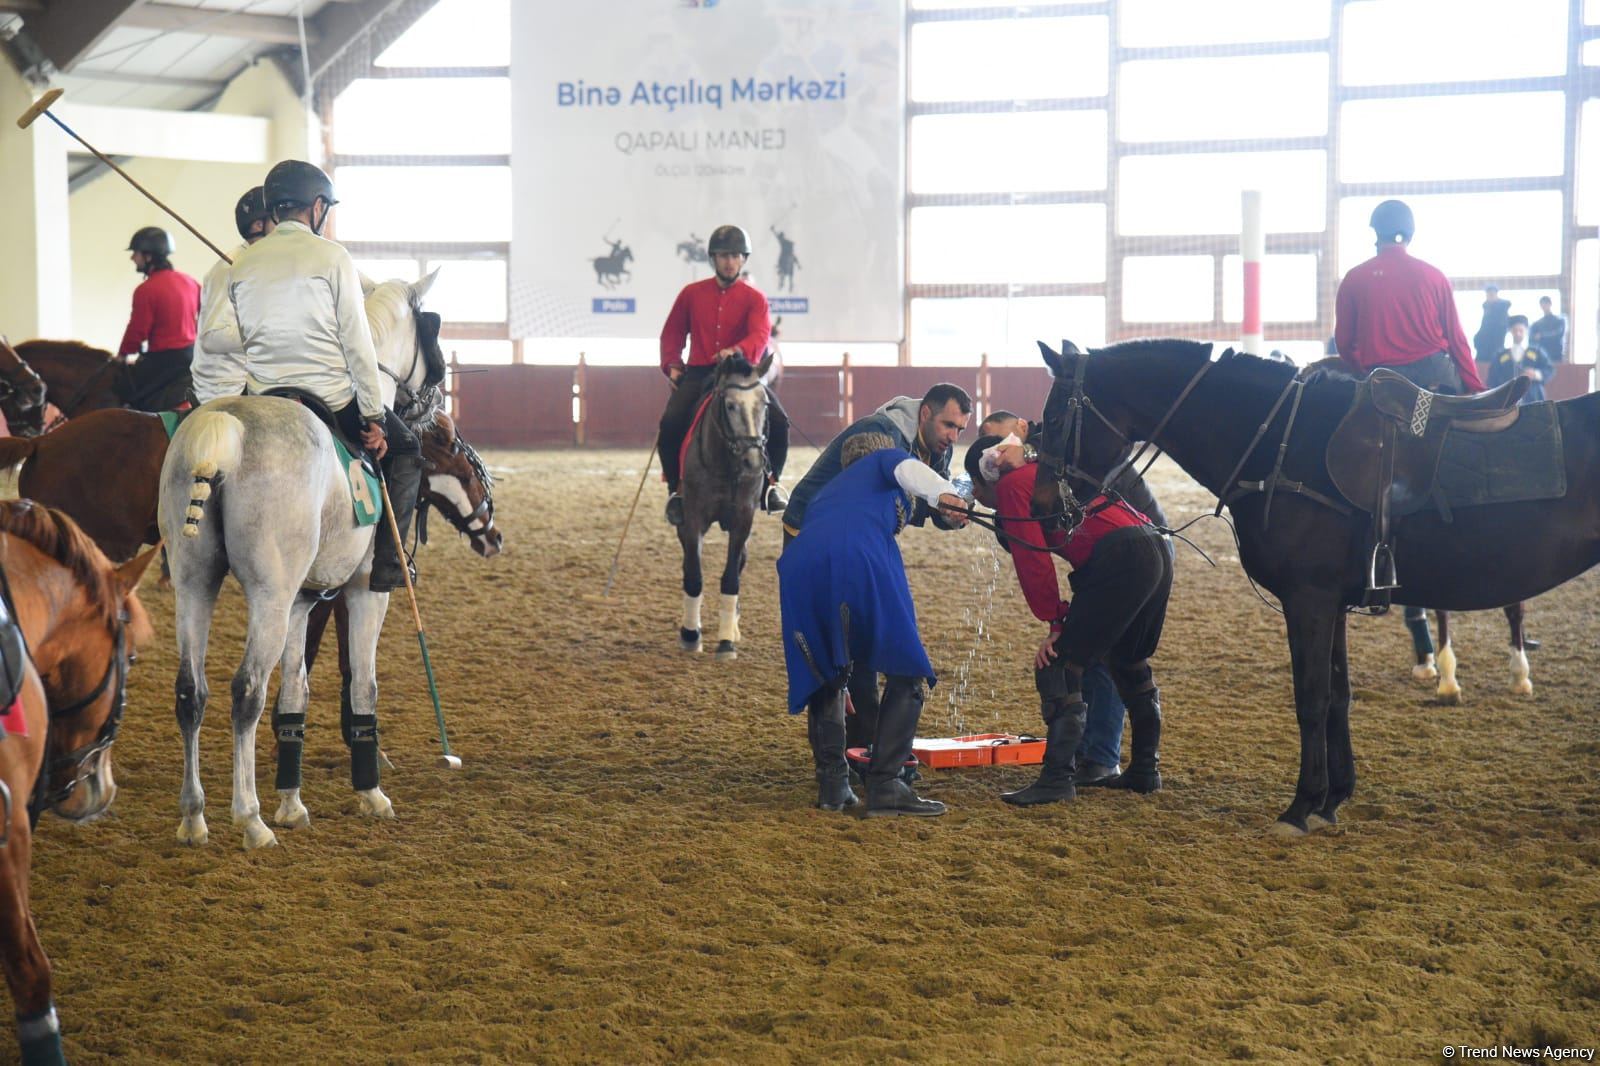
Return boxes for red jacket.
[659,276,770,376]
[118,267,200,357]
[1334,244,1483,392]
[995,463,1151,625]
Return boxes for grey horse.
[159,273,438,850]
[676,352,773,660]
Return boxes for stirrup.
[1368,542,1398,591]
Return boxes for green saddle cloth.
[1423,401,1566,515]
[159,409,381,527]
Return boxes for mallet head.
[16,88,63,130]
[437,754,463,770]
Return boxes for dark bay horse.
[0,501,154,1065]
[677,353,773,659]
[0,339,48,437]
[11,342,126,427]
[1030,339,1600,835]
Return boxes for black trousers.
[1387,351,1466,396]
[126,346,194,412]
[658,364,790,491]
[333,402,421,460]
[1054,526,1173,673]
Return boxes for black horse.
[1030,338,1600,835]
[676,353,773,660]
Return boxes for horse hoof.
[715,640,738,661]
[357,787,395,819]
[1306,812,1338,832]
[679,628,702,653]
[1436,686,1462,706]
[176,816,209,847]
[1411,663,1438,681]
[1513,679,1533,696]
[273,792,311,829]
[1268,818,1308,839]
[240,817,278,851]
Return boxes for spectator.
[1487,314,1553,404]
[1529,295,1566,364]
[1473,284,1512,367]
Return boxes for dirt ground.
[20,447,1600,1064]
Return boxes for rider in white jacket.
[192,186,271,405]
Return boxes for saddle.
[1326,368,1530,599]
[260,387,377,476]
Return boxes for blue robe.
[777,448,936,714]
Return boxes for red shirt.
[118,267,200,356]
[995,463,1152,624]
[659,276,771,376]
[1334,244,1483,392]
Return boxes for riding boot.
[371,453,424,591]
[1111,688,1163,793]
[1001,700,1085,806]
[807,689,857,811]
[865,677,945,816]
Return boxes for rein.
[704,375,769,469]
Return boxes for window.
[1341,0,1566,85]
[910,111,1107,194]
[1119,0,1330,47]
[353,259,424,286]
[1222,254,1320,322]
[333,79,511,155]
[423,259,508,323]
[1119,54,1328,142]
[376,0,510,67]
[1578,100,1600,224]
[1118,150,1326,235]
[1122,256,1214,322]
[910,204,1106,284]
[911,296,1106,364]
[333,166,512,242]
[1342,93,1564,182]
[1338,193,1563,278]
[910,17,1109,102]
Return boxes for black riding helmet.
[263,159,338,229]
[707,224,752,257]
[1370,199,1414,244]
[234,185,269,241]
[127,226,174,256]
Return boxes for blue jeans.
[1079,663,1125,769]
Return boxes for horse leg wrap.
[681,593,702,633]
[1403,607,1435,658]
[717,593,740,644]
[273,710,306,791]
[349,716,380,792]
[17,1004,62,1066]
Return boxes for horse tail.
[179,410,243,539]
[0,435,38,472]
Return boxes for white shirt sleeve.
[198,259,242,355]
[893,458,958,507]
[330,249,386,421]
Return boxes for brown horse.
[11,341,127,430]
[0,501,154,1064]
[0,339,49,438]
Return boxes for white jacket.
[192,244,249,404]
[200,220,383,419]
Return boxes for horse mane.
[14,339,114,363]
[364,279,414,360]
[0,500,124,627]
[719,354,758,378]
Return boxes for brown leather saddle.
[1326,368,1529,596]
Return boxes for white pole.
[1241,189,1264,355]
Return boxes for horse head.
[0,337,50,437]
[712,353,773,477]
[0,503,155,823]
[419,411,502,558]
[1033,339,1139,532]
[365,269,444,416]
[621,246,634,263]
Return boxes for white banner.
[509,0,904,343]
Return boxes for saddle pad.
[330,436,383,528]
[1422,401,1566,515]
[159,410,183,439]
[0,572,28,732]
[0,695,25,738]
[678,390,716,482]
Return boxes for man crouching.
[777,432,968,816]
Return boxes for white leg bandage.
[682,593,702,632]
[717,593,741,643]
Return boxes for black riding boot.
[865,677,945,817]
[807,689,857,811]
[1111,688,1163,793]
[371,453,424,592]
[1002,700,1085,806]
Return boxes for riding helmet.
[1369,199,1415,244]
[263,159,338,214]
[708,224,753,257]
[234,185,269,240]
[127,226,174,256]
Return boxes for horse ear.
[756,351,774,378]
[359,272,377,298]
[113,544,160,598]
[1038,340,1065,376]
[412,267,441,302]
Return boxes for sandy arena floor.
[20,447,1600,1064]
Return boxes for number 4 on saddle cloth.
[0,569,32,739]
[1325,368,1566,600]
[160,399,382,528]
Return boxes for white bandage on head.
[979,433,1023,484]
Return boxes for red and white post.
[1240,189,1264,354]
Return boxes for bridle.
[420,433,496,547]
[383,303,445,429]
[710,376,769,464]
[0,350,48,433]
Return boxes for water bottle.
[951,471,975,503]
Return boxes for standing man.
[1472,284,1512,370]
[193,186,273,405]
[658,223,790,525]
[118,226,202,411]
[1529,295,1566,364]
[1487,314,1554,403]
[1335,199,1484,395]
[202,159,423,592]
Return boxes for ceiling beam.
[16,0,142,73]
[65,68,224,91]
[115,3,321,45]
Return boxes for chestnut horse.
[9,342,126,430]
[0,501,154,1065]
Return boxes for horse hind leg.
[173,553,226,846]
[1504,602,1532,696]
[271,594,318,830]
[343,586,395,820]
[0,787,63,1065]
[230,589,297,850]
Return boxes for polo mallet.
[17,89,233,266]
[582,443,657,605]
[377,471,460,770]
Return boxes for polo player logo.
[348,459,375,516]
[1410,392,1432,437]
